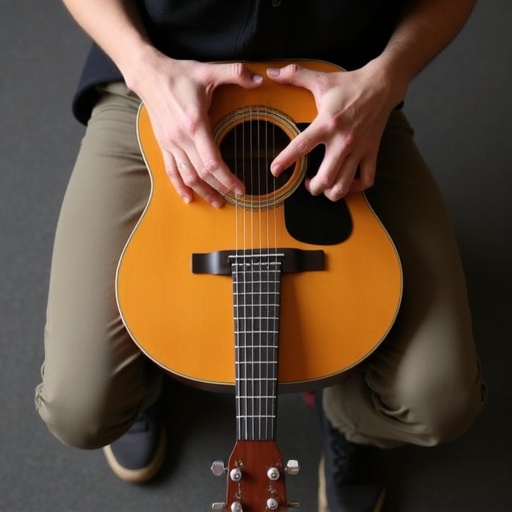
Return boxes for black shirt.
[73,0,406,124]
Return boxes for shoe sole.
[103,427,167,484]
[317,457,386,512]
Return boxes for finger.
[270,128,318,177]
[349,153,377,193]
[165,142,226,208]
[266,63,325,92]
[210,61,264,89]
[175,155,227,208]
[162,151,194,204]
[307,153,359,201]
[192,124,246,196]
[325,154,360,201]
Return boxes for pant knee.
[35,384,133,450]
[396,375,487,446]
[423,393,484,445]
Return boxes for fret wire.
[232,254,282,441]
[229,111,284,440]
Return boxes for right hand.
[132,55,264,207]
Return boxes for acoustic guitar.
[116,60,402,510]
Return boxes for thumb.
[266,63,317,89]
[211,61,264,89]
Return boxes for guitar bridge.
[192,248,325,275]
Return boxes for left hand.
[266,61,406,201]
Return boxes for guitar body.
[116,60,402,392]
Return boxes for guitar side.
[116,61,403,392]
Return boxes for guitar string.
[249,108,255,442]
[233,117,240,441]
[236,115,248,441]
[253,108,260,441]
[267,107,273,441]
[242,118,247,442]
[264,109,269,441]
[268,109,278,441]
[235,107,280,441]
[243,113,249,441]
[272,112,279,441]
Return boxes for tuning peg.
[230,467,243,482]
[212,499,244,512]
[267,467,280,481]
[266,498,279,510]
[211,460,227,476]
[285,459,300,475]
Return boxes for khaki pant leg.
[35,83,162,449]
[323,111,486,448]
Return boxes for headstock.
[212,440,300,511]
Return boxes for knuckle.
[229,62,246,79]
[196,167,211,181]
[324,114,342,132]
[327,183,348,201]
[314,175,334,191]
[202,158,218,171]
[182,114,201,136]
[166,165,179,178]
[294,137,311,155]
[284,63,300,75]
[341,132,356,153]
[200,158,220,176]
[182,174,201,188]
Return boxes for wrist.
[361,56,411,110]
[119,42,169,96]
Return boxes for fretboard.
[230,252,284,441]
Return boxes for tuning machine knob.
[211,500,244,511]
[211,460,227,476]
[285,459,300,476]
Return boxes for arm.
[379,0,478,91]
[268,0,478,201]
[62,0,263,207]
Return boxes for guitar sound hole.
[219,120,295,196]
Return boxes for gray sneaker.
[103,406,167,483]
[316,392,385,512]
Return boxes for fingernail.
[253,74,264,84]
[211,199,224,208]
[267,68,280,77]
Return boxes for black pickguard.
[284,124,353,246]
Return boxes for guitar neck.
[231,252,284,441]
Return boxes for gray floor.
[1,1,511,511]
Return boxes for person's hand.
[134,57,263,207]
[266,61,406,201]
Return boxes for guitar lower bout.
[115,59,403,392]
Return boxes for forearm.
[61,0,162,91]
[371,0,477,104]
